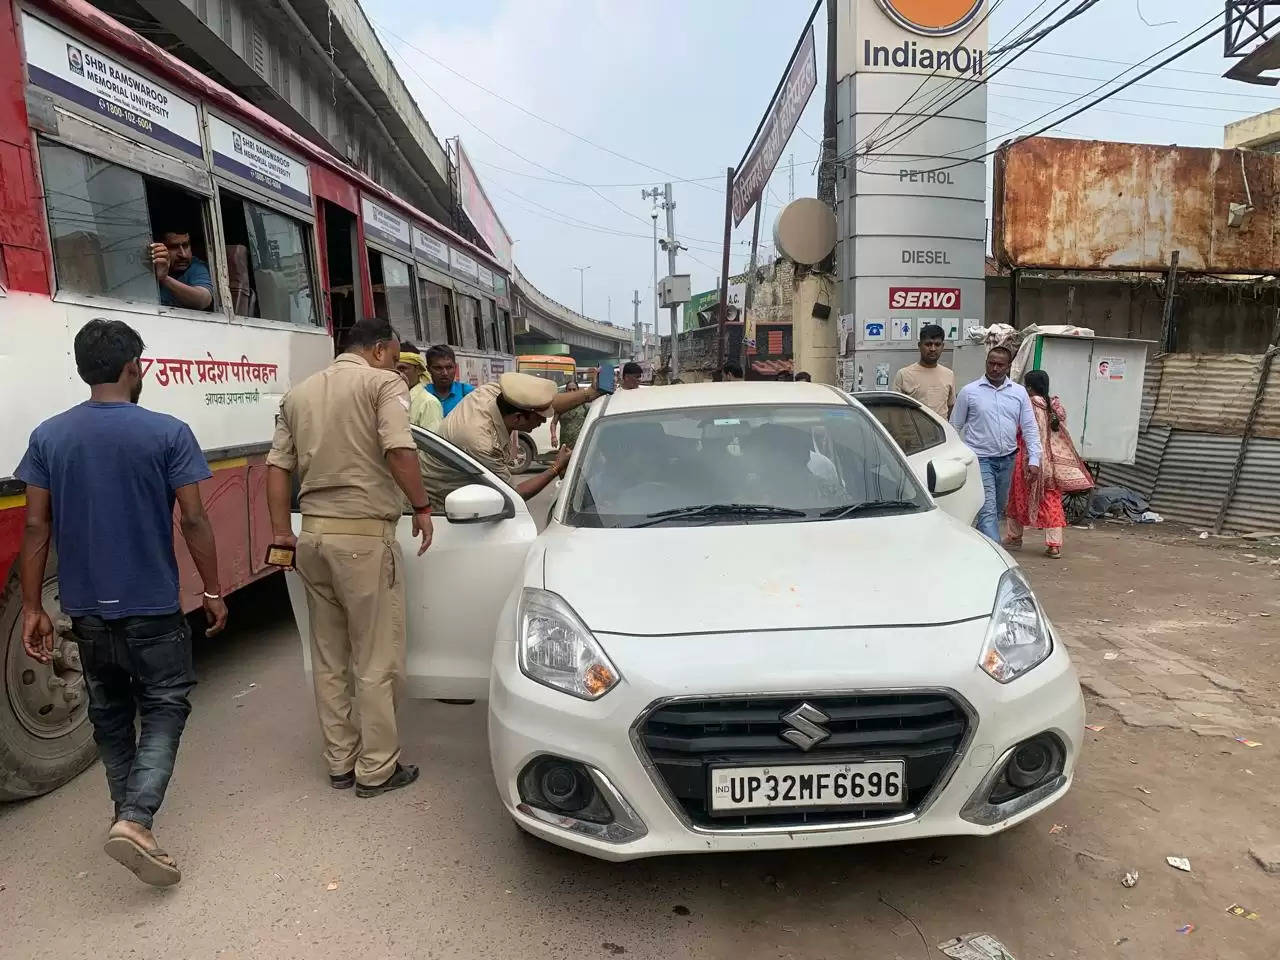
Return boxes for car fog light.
[1008,739,1054,788]
[540,763,589,812]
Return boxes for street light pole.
[571,265,590,315]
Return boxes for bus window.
[485,298,500,353]
[456,292,481,349]
[417,276,451,346]
[368,249,417,336]
[500,309,512,352]
[39,140,213,308]
[220,192,317,326]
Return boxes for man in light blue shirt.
[951,346,1042,542]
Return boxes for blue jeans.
[70,612,195,829]
[977,453,1017,543]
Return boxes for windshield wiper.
[818,499,922,520]
[634,503,807,528]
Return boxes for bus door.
[321,199,361,347]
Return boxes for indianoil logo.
[875,0,985,37]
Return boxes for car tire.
[0,558,97,801]
[512,434,538,474]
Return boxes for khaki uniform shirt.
[419,381,513,510]
[266,353,415,520]
[892,362,956,418]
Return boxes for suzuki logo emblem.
[779,702,831,751]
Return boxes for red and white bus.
[0,0,515,799]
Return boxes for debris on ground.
[1121,871,1139,888]
[1049,824,1066,835]
[1136,786,1152,795]
[1176,924,1195,935]
[672,905,690,916]
[1227,904,1260,921]
[1085,724,1106,731]
[1102,651,1119,660]
[1249,845,1280,874]
[325,880,339,891]
[937,932,1018,959]
[1199,532,1210,540]
[1235,737,1262,748]
[1166,856,1192,872]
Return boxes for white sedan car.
[287,382,1083,860]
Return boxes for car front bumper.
[488,619,1084,861]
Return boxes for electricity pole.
[645,183,685,380]
[632,288,641,360]
[661,182,682,380]
[641,187,662,372]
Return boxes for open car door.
[286,427,538,700]
[855,392,983,524]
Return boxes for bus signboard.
[21,12,202,157]
[209,115,310,208]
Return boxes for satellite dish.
[773,197,837,265]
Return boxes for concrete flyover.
[511,265,632,366]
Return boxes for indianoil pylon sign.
[874,0,984,36]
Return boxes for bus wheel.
[0,564,96,800]
[512,434,537,474]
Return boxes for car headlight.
[518,588,620,700]
[979,568,1052,683]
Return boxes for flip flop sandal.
[104,835,182,887]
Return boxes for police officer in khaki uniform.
[419,371,599,510]
[265,318,434,798]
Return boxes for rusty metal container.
[993,137,1280,274]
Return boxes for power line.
[381,40,686,241]
[856,0,1015,159]
[1000,64,1280,103]
[991,79,1266,115]
[369,17,721,194]
[857,10,1238,178]
[860,0,1109,161]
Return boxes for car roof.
[599,380,849,415]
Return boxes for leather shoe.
[356,763,419,798]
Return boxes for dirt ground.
[1,522,1278,960]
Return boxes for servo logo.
[876,0,984,37]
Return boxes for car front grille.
[636,692,969,829]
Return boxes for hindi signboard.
[731,24,817,226]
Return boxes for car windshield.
[565,403,929,528]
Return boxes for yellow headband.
[398,351,426,370]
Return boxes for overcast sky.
[362,0,1274,335]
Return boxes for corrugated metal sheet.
[1149,431,1242,528]
[1099,424,1171,500]
[1148,354,1280,439]
[1140,354,1163,432]
[993,137,1280,273]
[1222,436,1280,532]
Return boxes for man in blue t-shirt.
[424,343,475,415]
[16,318,227,887]
[150,228,214,311]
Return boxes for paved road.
[3,518,1278,960]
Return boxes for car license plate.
[709,760,906,812]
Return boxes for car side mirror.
[445,484,508,522]
[928,458,967,497]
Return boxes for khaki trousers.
[295,528,405,786]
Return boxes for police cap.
[499,372,557,418]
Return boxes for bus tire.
[513,434,537,474]
[0,559,97,801]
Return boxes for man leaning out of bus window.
[149,225,214,311]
